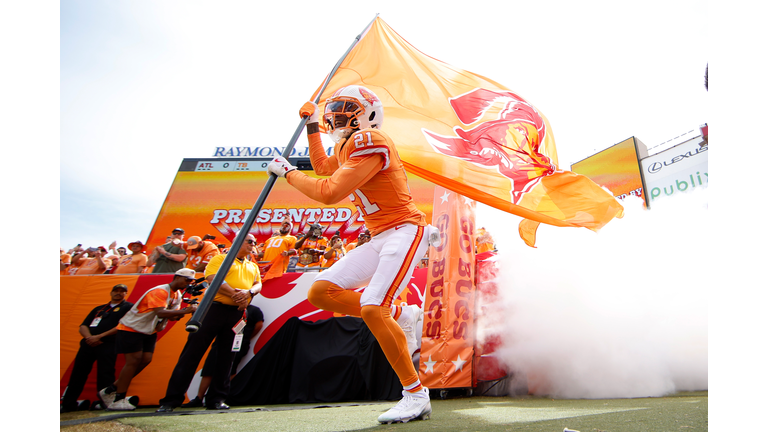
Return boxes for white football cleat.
[378,386,431,424]
[98,387,116,408]
[106,398,136,411]
[396,304,423,357]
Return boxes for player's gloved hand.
[299,101,319,124]
[427,225,442,248]
[267,156,297,178]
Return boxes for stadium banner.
[145,160,435,253]
[420,186,477,389]
[571,137,648,205]
[61,269,427,405]
[309,17,623,247]
[640,137,708,205]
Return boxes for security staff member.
[157,234,262,412]
[61,284,132,412]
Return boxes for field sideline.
[60,390,707,431]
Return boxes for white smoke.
[475,188,708,399]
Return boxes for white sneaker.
[106,398,136,411]
[396,304,423,357]
[98,387,116,408]
[378,386,431,424]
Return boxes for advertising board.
[640,136,708,205]
[145,157,436,251]
[571,137,648,205]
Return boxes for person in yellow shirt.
[157,234,262,412]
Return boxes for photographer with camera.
[98,269,198,411]
[294,223,328,269]
[157,233,262,412]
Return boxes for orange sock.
[360,304,420,391]
[307,280,362,317]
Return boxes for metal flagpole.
[186,13,379,332]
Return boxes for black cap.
[172,228,185,234]
[112,284,128,291]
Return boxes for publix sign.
[640,136,707,204]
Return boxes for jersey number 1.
[349,189,380,216]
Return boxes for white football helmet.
[323,85,384,143]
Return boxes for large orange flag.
[312,18,623,246]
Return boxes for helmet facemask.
[324,97,364,143]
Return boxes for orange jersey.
[475,228,495,253]
[60,253,72,275]
[114,253,149,274]
[186,241,220,270]
[321,246,345,268]
[261,234,297,268]
[75,257,106,275]
[287,128,426,236]
[296,236,328,267]
[117,288,181,333]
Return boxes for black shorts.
[116,330,158,354]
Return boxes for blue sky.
[57,0,708,250]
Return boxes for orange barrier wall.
[61,269,428,406]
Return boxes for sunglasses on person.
[245,239,257,245]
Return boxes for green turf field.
[61,390,707,431]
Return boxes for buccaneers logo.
[422,88,555,203]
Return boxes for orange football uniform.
[286,128,426,235]
[321,246,345,268]
[296,236,328,268]
[261,234,297,272]
[186,241,220,270]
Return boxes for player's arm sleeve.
[285,154,384,204]
[307,130,339,176]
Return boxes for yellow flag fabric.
[312,18,623,246]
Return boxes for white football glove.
[267,156,297,178]
[427,225,442,248]
[299,101,319,124]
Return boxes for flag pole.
[186,13,379,333]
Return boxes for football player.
[268,85,438,424]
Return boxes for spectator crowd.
[60,223,496,413]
